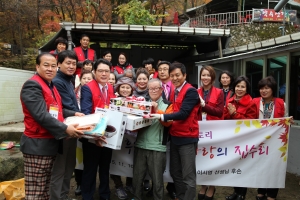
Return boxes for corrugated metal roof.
[39,22,231,52]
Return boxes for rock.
[0,148,24,182]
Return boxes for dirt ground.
[68,172,300,200]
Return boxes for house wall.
[287,126,300,175]
[0,67,34,125]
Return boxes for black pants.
[74,169,83,185]
[170,141,197,200]
[257,188,279,198]
[81,140,112,200]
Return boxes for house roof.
[39,22,231,53]
[195,32,300,65]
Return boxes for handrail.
[189,10,253,29]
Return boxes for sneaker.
[115,187,128,200]
[125,185,134,194]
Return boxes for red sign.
[252,9,297,22]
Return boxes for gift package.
[124,114,153,131]
[64,113,108,139]
[110,97,152,116]
[95,108,127,150]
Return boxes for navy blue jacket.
[53,70,80,112]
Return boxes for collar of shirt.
[176,81,186,93]
[164,80,172,88]
[37,73,54,90]
[98,83,108,91]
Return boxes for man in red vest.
[151,62,200,200]
[20,53,83,199]
[73,34,97,76]
[80,58,116,200]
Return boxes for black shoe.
[198,193,205,200]
[143,180,150,191]
[198,187,208,200]
[146,187,153,197]
[225,193,237,200]
[235,195,245,200]
[168,191,176,199]
[75,185,81,196]
[256,195,266,200]
[204,188,215,200]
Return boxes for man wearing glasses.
[80,58,116,200]
[157,61,177,199]
[157,61,174,102]
[132,78,172,200]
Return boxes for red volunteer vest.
[252,97,285,118]
[49,50,58,59]
[169,83,200,138]
[22,75,64,139]
[74,47,95,76]
[111,65,133,74]
[86,80,116,114]
[152,71,158,79]
[73,47,95,62]
[198,86,224,120]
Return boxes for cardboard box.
[125,114,153,131]
[94,108,127,150]
[110,97,152,116]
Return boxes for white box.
[110,97,152,116]
[94,108,127,150]
[125,114,153,131]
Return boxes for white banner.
[110,118,291,188]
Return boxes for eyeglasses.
[149,87,161,92]
[96,69,110,74]
[158,68,169,72]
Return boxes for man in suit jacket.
[151,62,200,200]
[80,58,116,200]
[50,50,81,200]
[20,53,83,199]
[158,61,175,102]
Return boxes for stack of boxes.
[109,97,154,130]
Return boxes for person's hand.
[94,136,107,147]
[65,124,84,138]
[151,102,158,112]
[199,95,205,107]
[150,114,161,119]
[289,116,295,125]
[75,112,85,117]
[227,103,236,115]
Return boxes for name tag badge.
[202,112,207,121]
[49,105,59,119]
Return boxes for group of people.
[20,33,290,200]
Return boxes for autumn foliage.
[0,0,207,48]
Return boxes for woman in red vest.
[142,57,158,80]
[224,76,257,200]
[112,52,135,80]
[197,65,224,200]
[219,70,235,105]
[49,37,67,59]
[253,76,287,200]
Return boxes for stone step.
[0,122,24,182]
